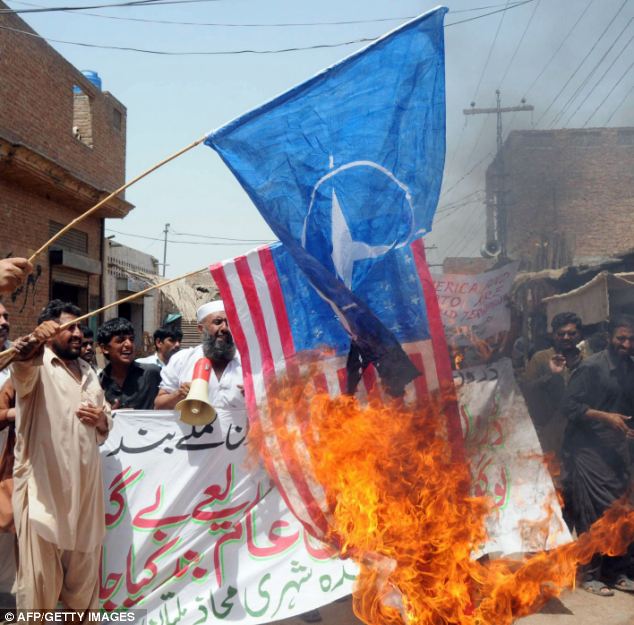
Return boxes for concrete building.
[484,127,634,272]
[0,2,132,337]
[104,240,160,352]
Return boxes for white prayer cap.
[196,300,225,323]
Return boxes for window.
[49,221,89,255]
[72,85,93,148]
[113,107,123,131]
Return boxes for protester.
[0,302,11,385]
[97,318,162,410]
[0,258,32,294]
[522,312,584,464]
[11,299,111,609]
[0,301,15,605]
[154,303,323,622]
[563,315,634,596]
[79,325,97,370]
[136,326,183,368]
[154,301,242,411]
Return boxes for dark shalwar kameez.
[562,348,634,582]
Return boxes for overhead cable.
[603,82,634,124]
[5,0,533,26]
[498,0,542,89]
[535,0,628,127]
[522,0,595,100]
[551,17,633,127]
[106,227,274,245]
[0,0,221,13]
[0,0,538,56]
[563,28,634,127]
[583,59,634,127]
[441,152,494,197]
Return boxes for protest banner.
[100,410,356,623]
[455,358,570,554]
[434,263,518,368]
[434,264,572,554]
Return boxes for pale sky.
[8,0,634,276]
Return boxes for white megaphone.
[176,357,217,426]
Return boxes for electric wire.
[441,152,494,198]
[170,229,273,242]
[448,212,486,257]
[440,204,485,258]
[0,0,223,12]
[434,196,486,225]
[582,59,634,127]
[471,0,513,107]
[498,0,542,89]
[436,189,485,214]
[522,0,595,101]
[106,227,275,245]
[551,17,633,128]
[0,0,538,56]
[446,0,513,172]
[563,27,634,127]
[6,0,533,26]
[535,0,628,127]
[604,82,634,124]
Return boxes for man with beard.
[155,301,244,415]
[10,299,111,609]
[154,302,324,623]
[563,315,634,596]
[522,312,584,465]
[97,318,161,410]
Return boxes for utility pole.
[162,223,170,277]
[463,90,533,259]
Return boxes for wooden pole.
[0,266,209,368]
[28,135,207,264]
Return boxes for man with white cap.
[154,301,245,419]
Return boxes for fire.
[254,374,634,625]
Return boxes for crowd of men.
[0,256,633,611]
[0,257,246,611]
[522,312,634,597]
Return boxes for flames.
[253,374,634,625]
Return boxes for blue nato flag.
[205,7,447,396]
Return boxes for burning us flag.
[206,7,448,399]
[210,238,458,540]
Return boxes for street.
[274,590,634,625]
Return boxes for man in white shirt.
[136,327,183,369]
[154,302,246,433]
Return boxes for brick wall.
[0,0,129,337]
[0,3,127,191]
[0,180,102,338]
[485,127,634,270]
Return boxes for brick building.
[104,240,160,351]
[484,127,634,271]
[0,2,133,337]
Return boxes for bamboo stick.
[28,135,207,264]
[0,266,209,369]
